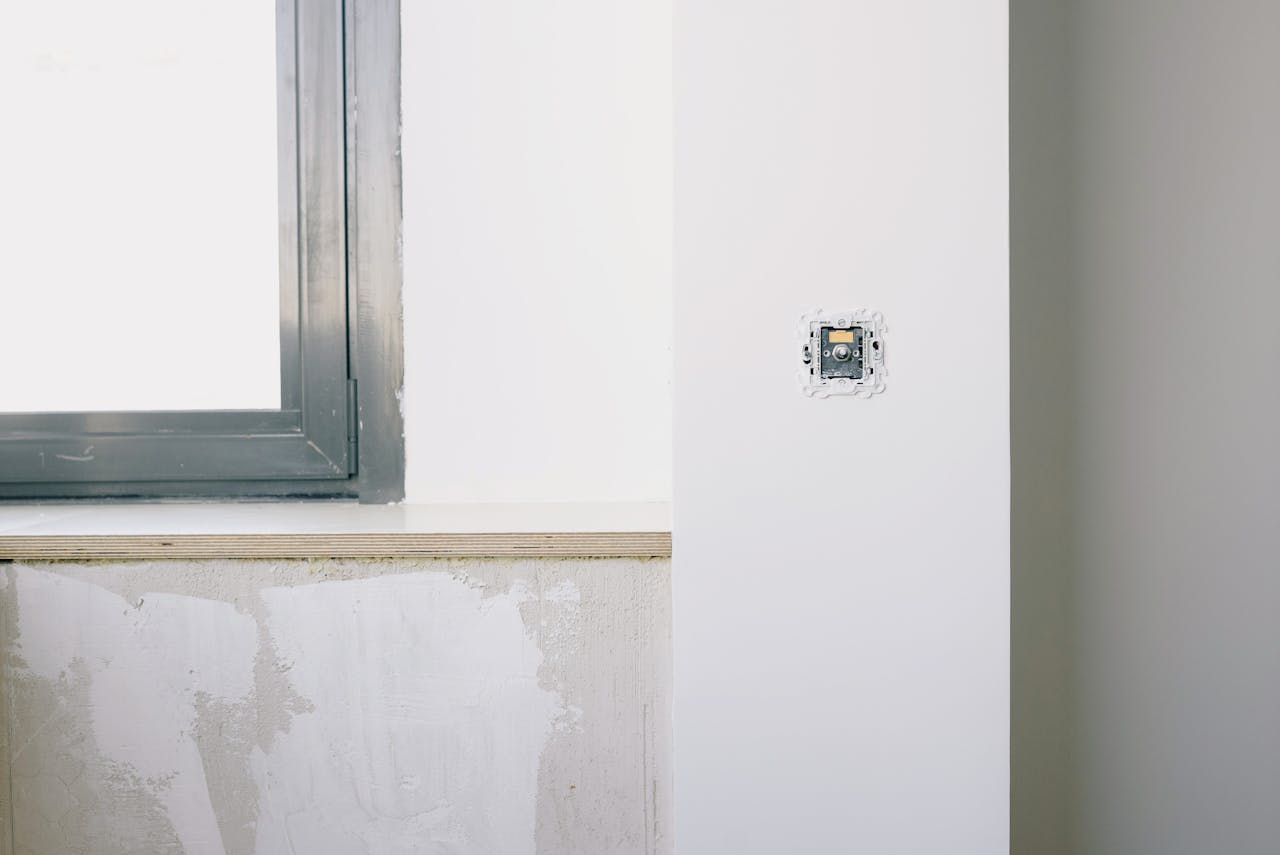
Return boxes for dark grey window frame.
[0,0,403,503]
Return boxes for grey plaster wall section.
[0,558,671,855]
[1070,2,1280,853]
[1010,0,1074,852]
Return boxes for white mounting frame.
[799,308,888,398]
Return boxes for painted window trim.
[0,0,404,504]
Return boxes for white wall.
[400,0,673,504]
[673,1,1009,852]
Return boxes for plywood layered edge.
[0,531,673,561]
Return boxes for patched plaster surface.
[0,558,670,855]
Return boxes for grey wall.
[0,558,671,855]
[1011,0,1074,852]
[1014,2,1280,853]
[1071,2,1280,853]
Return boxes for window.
[0,0,403,502]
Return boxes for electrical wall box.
[800,309,887,398]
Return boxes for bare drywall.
[0,558,670,855]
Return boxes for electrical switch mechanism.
[800,309,887,398]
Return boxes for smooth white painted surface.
[400,0,673,504]
[0,1,280,412]
[0,501,671,536]
[673,1,1010,852]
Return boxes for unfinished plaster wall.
[0,558,670,855]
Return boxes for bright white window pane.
[0,1,282,412]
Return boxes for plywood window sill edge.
[0,502,673,560]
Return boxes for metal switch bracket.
[800,309,887,398]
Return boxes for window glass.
[0,0,281,412]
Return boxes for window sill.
[0,502,672,560]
